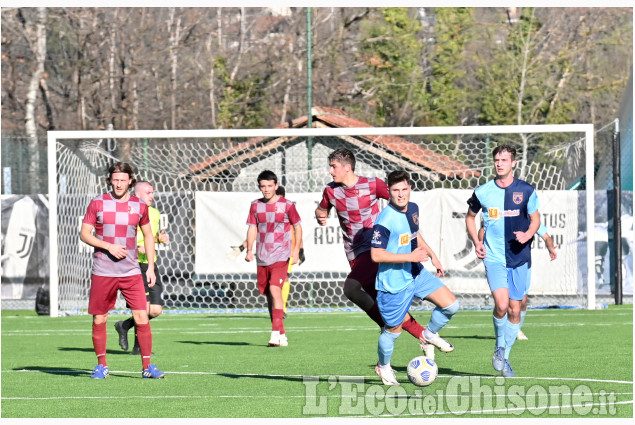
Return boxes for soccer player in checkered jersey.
[315,148,435,356]
[466,144,541,377]
[245,170,302,347]
[80,162,165,379]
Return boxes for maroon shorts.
[88,274,147,315]
[348,250,379,299]
[257,261,289,295]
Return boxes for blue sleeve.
[371,224,391,249]
[537,223,547,237]
[527,190,539,214]
[467,191,481,214]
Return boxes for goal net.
[47,124,596,316]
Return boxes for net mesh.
[53,129,589,314]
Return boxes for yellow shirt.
[137,205,161,264]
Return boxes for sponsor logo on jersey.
[488,207,500,219]
[412,212,419,226]
[399,233,410,246]
[502,209,520,217]
[513,192,524,204]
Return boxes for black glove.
[298,248,305,265]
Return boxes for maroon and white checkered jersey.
[246,196,302,266]
[83,193,149,277]
[318,176,389,261]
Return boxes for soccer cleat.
[90,364,110,379]
[492,346,505,371]
[420,332,454,353]
[142,364,165,379]
[516,330,528,340]
[279,333,288,347]
[268,331,281,347]
[501,360,515,377]
[419,340,436,360]
[114,321,129,351]
[375,363,400,386]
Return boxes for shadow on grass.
[12,366,87,377]
[177,340,252,346]
[216,373,369,384]
[58,347,126,354]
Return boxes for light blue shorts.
[483,260,530,301]
[377,269,445,328]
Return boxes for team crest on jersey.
[399,233,410,247]
[277,204,285,214]
[513,192,523,204]
[412,212,419,225]
[372,230,382,245]
[488,207,500,219]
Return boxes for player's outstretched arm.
[418,233,444,277]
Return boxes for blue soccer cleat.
[492,346,505,371]
[91,364,109,379]
[501,359,515,377]
[142,364,165,379]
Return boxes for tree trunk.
[168,8,182,129]
[24,7,46,194]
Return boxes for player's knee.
[441,300,460,317]
[343,278,362,300]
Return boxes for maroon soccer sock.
[272,309,285,334]
[402,314,426,339]
[135,322,152,370]
[366,303,386,329]
[92,322,108,366]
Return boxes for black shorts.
[139,262,164,306]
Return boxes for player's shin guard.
[378,329,401,366]
[493,314,507,348]
[503,321,521,360]
[272,308,285,334]
[135,322,152,370]
[92,322,108,366]
[427,300,460,333]
[402,313,426,339]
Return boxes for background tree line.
[1,7,632,193]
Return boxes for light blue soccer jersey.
[371,202,423,293]
[468,178,539,268]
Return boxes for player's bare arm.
[371,245,428,264]
[544,233,558,261]
[315,207,328,226]
[514,210,540,245]
[291,224,303,264]
[140,222,156,286]
[245,225,257,262]
[417,233,445,277]
[466,209,486,259]
[80,222,128,259]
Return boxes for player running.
[466,144,541,377]
[371,170,459,385]
[315,148,435,356]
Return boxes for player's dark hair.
[328,148,356,172]
[257,170,278,184]
[275,185,286,197]
[106,162,136,187]
[386,170,411,188]
[492,144,516,160]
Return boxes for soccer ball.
[407,356,438,387]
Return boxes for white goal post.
[47,124,596,317]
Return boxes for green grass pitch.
[1,305,632,418]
